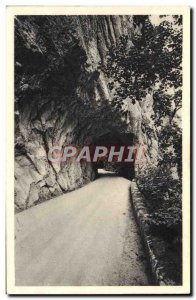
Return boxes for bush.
[137,165,182,244]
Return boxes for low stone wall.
[130,181,177,286]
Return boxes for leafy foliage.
[101,15,182,110]
[137,165,182,243]
[102,14,182,172]
[102,15,183,243]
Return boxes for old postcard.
[6,6,190,295]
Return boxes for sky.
[149,15,174,26]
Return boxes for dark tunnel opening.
[90,132,135,181]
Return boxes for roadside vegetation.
[102,15,182,283]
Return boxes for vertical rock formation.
[14,15,157,211]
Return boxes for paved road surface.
[15,172,150,286]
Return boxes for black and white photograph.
[6,6,190,295]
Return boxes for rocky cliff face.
[14,15,157,211]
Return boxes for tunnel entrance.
[91,132,135,180]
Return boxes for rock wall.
[14,15,157,211]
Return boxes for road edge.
[130,181,177,286]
